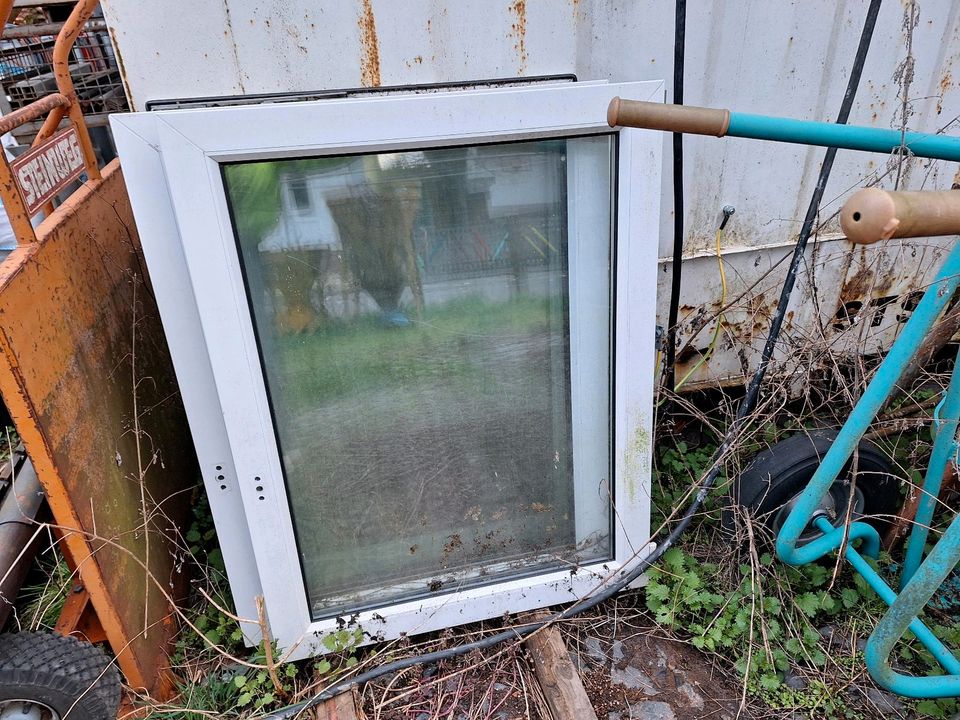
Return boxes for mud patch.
[576,632,743,719]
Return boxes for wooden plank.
[524,616,598,720]
[313,691,361,720]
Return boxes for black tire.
[0,632,121,720]
[728,429,901,543]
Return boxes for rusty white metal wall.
[98,0,960,388]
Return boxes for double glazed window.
[223,137,615,617]
[113,80,661,658]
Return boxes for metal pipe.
[864,509,960,697]
[1,19,107,39]
[0,93,69,136]
[0,457,44,629]
[900,344,960,588]
[34,104,66,144]
[776,240,960,566]
[38,0,101,181]
[840,188,960,244]
[814,517,960,681]
[608,98,960,162]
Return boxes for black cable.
[0,520,35,530]
[264,3,882,716]
[664,0,686,390]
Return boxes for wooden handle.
[607,96,731,137]
[840,188,960,244]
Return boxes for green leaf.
[655,609,675,626]
[796,592,820,617]
[759,673,781,691]
[233,675,246,688]
[805,565,829,587]
[767,619,783,640]
[237,692,252,706]
[284,664,298,677]
[802,625,820,646]
[841,587,859,609]
[204,548,225,573]
[663,547,685,570]
[647,582,670,602]
[916,700,945,717]
[315,660,332,674]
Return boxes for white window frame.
[112,80,663,660]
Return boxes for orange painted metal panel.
[0,159,195,696]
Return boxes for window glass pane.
[223,135,614,618]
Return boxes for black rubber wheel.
[728,429,901,543]
[0,632,121,720]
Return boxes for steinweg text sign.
[11,128,86,214]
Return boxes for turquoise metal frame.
[674,106,960,697]
[608,96,960,698]
[727,112,960,161]
[774,243,960,697]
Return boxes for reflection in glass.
[223,137,614,618]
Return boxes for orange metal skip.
[0,0,194,702]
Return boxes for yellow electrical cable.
[672,226,728,392]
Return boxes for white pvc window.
[112,80,662,658]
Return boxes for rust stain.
[509,0,528,75]
[221,0,246,93]
[106,27,133,110]
[938,70,952,114]
[840,262,874,303]
[359,0,382,87]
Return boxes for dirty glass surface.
[222,136,615,618]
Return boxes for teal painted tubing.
[863,510,960,697]
[901,343,960,589]
[776,241,960,567]
[728,112,960,162]
[812,518,960,681]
